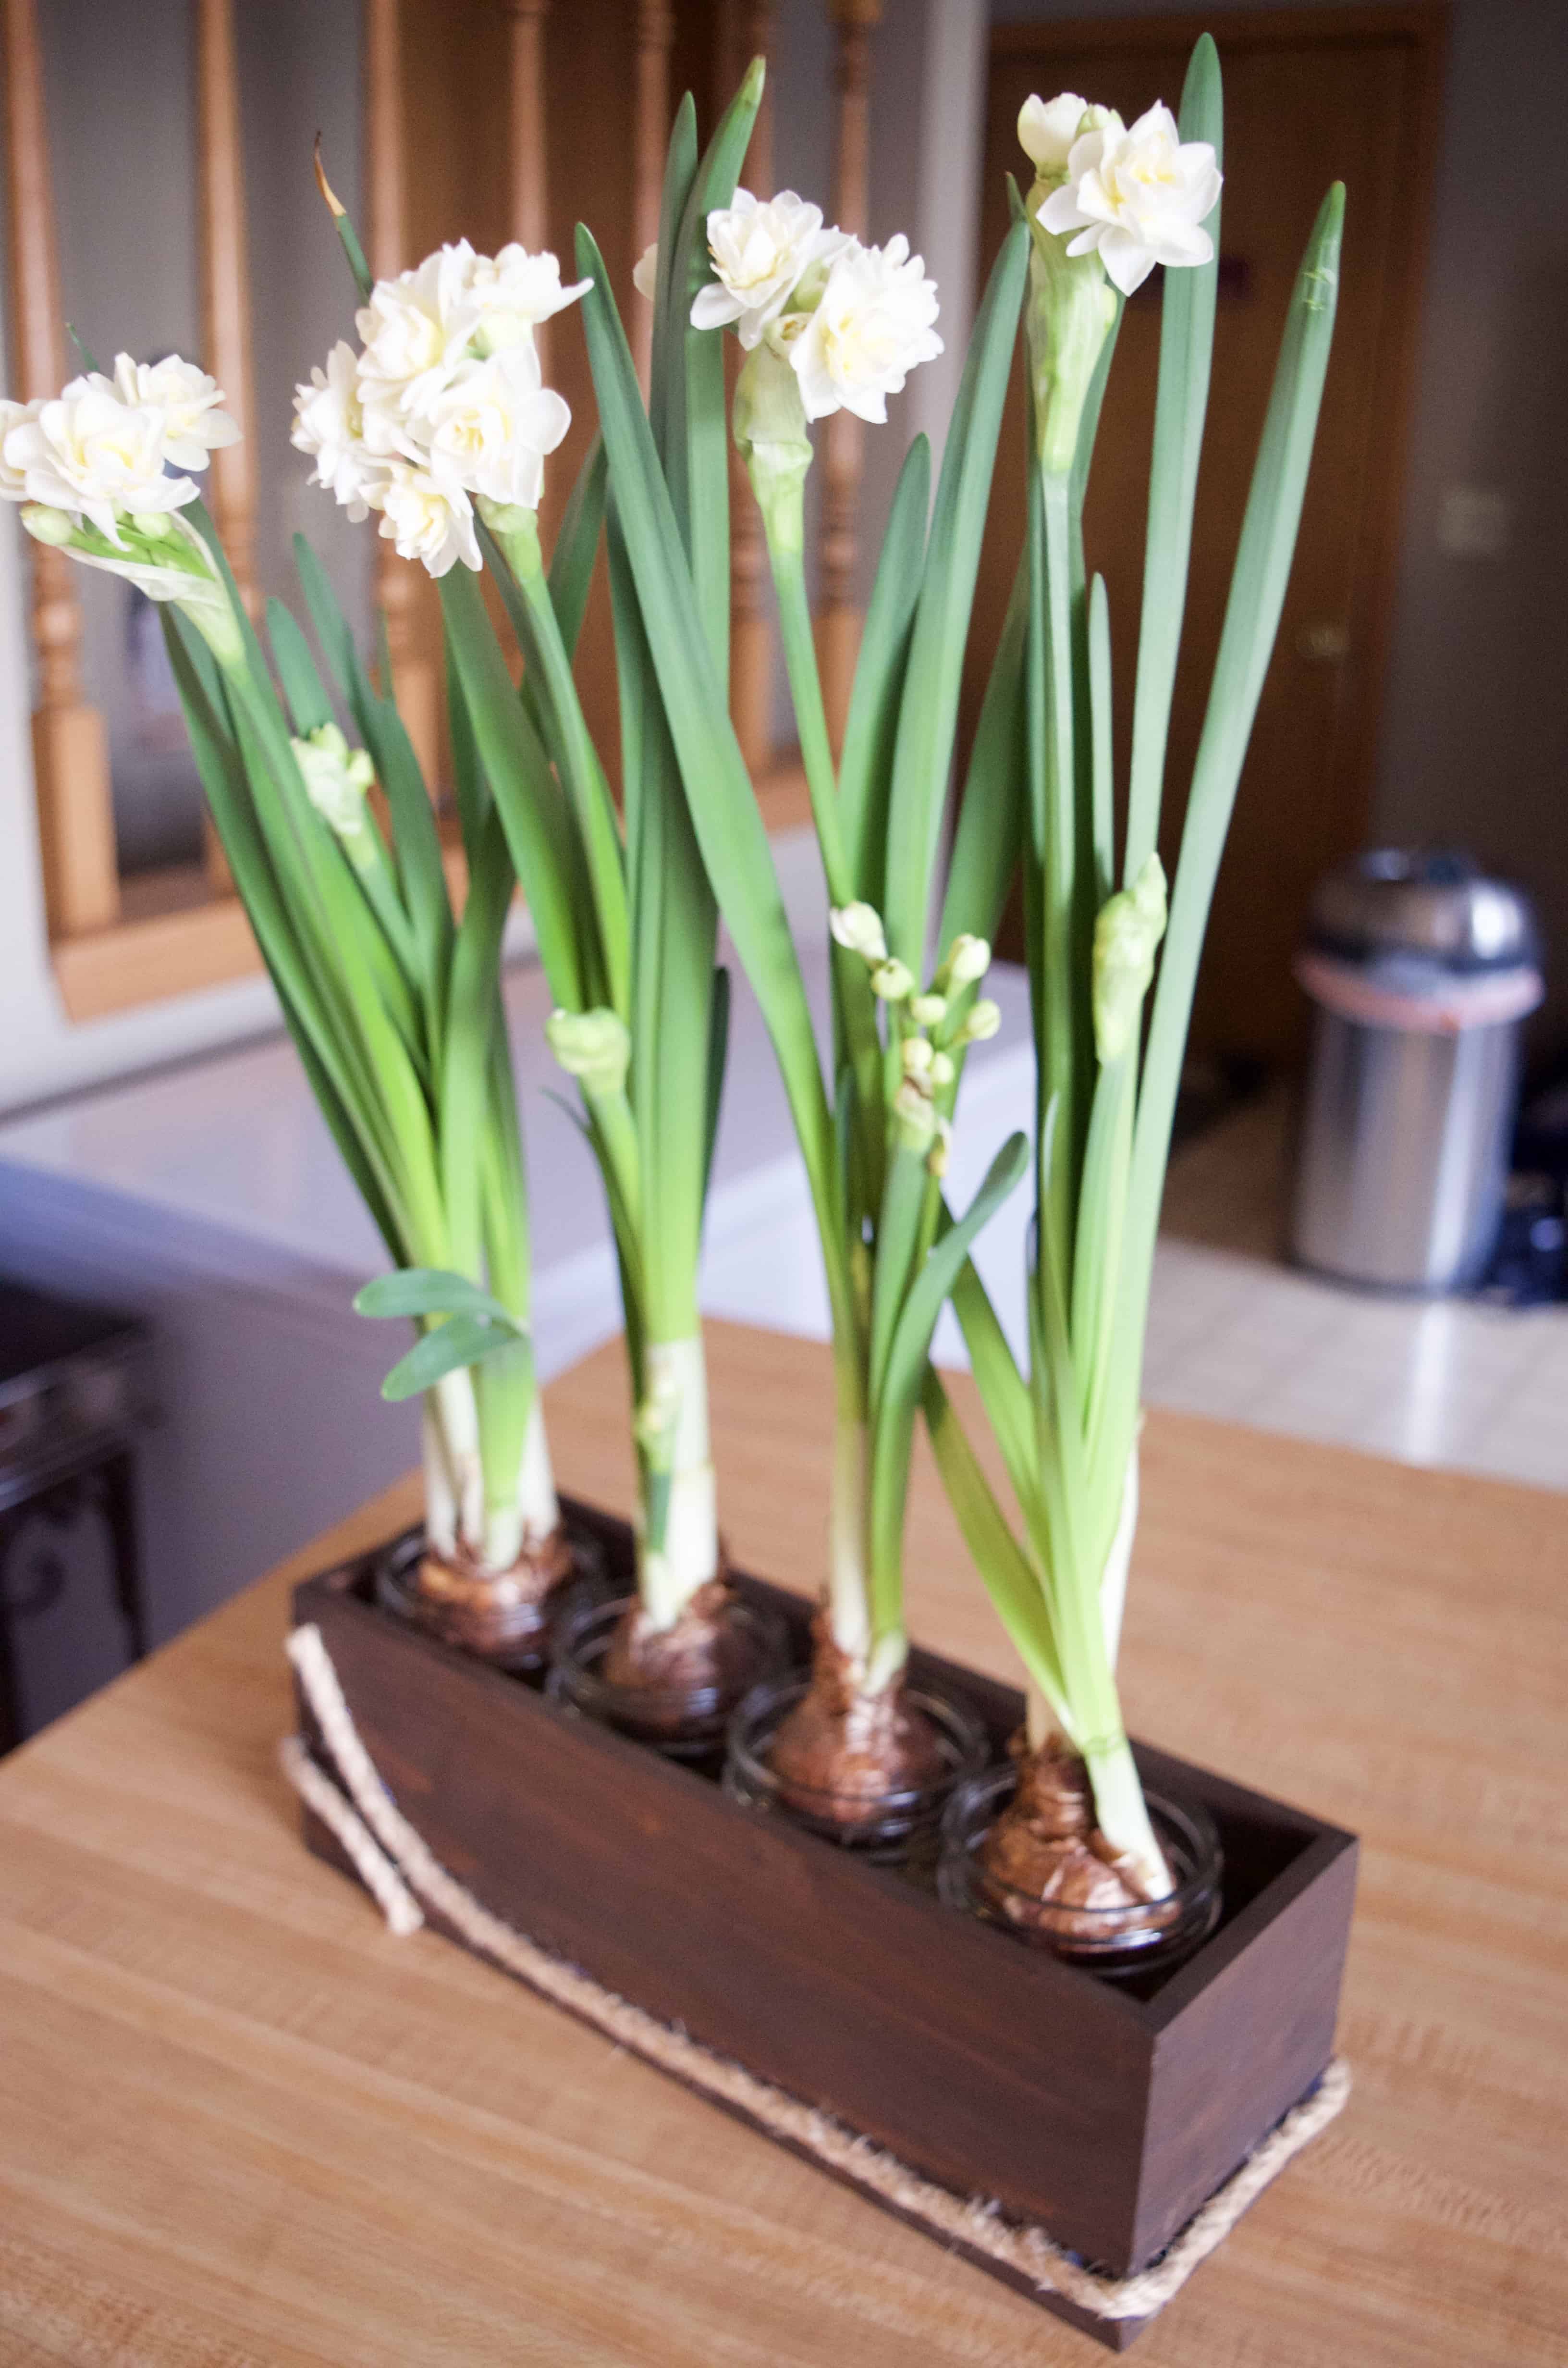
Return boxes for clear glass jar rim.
[727,1673,990,1813]
[947,1767,1222,1926]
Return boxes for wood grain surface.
[1,1320,1565,2367]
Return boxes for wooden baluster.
[193,0,253,892]
[196,0,256,618]
[631,0,674,390]
[505,0,551,373]
[718,0,774,781]
[1,0,119,936]
[364,0,441,785]
[816,0,881,752]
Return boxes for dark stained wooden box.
[292,1496,1357,2350]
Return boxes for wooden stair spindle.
[196,0,257,620]
[364,0,441,786]
[631,0,675,391]
[817,0,881,752]
[718,0,774,781]
[1,0,119,937]
[194,0,255,893]
[504,0,551,369]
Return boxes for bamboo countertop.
[1,1320,1564,2366]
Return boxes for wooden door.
[969,9,1445,1061]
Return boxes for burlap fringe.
[282,1620,1350,2326]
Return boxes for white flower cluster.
[292,240,589,579]
[684,189,942,425]
[830,904,1001,1176]
[1019,92,1222,298]
[0,354,237,546]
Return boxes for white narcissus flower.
[693,189,845,350]
[292,341,385,521]
[293,722,376,839]
[371,459,481,578]
[457,242,591,352]
[414,342,570,512]
[829,901,888,962]
[1018,91,1092,176]
[113,354,239,469]
[354,245,477,420]
[0,397,43,498]
[788,233,943,425]
[4,375,196,543]
[1040,102,1221,298]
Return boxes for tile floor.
[1149,1091,1568,1491]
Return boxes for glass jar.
[547,1590,790,1762]
[937,1766,1223,1979]
[723,1672,992,1862]
[376,1521,607,1676]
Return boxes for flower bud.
[901,1036,933,1077]
[829,900,888,963]
[870,957,914,1003]
[128,510,173,539]
[892,1077,936,1151]
[1092,854,1168,1064]
[546,1006,632,1098]
[908,992,946,1028]
[954,998,1002,1047]
[293,723,376,841]
[926,1117,953,1178]
[930,1050,956,1088]
[20,503,74,547]
[941,933,991,988]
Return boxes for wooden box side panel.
[299,1579,1159,2271]
[1135,1833,1358,2263]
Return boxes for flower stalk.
[925,39,1344,1909]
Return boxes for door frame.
[988,5,1450,969]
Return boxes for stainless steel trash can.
[1289,851,1543,1291]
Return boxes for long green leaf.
[574,220,856,1350]
[921,1368,1067,1713]
[867,1131,1029,1632]
[1123,185,1345,1359]
[548,432,608,660]
[1123,32,1223,883]
[881,219,1030,970]
[441,566,589,1013]
[839,435,931,904]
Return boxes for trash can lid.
[1307,849,1539,974]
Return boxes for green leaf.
[839,434,931,908]
[573,219,856,1354]
[701,962,731,1211]
[293,532,453,1016]
[1121,183,1345,1408]
[867,1131,1029,1633]
[440,565,589,1014]
[355,1267,527,1330]
[549,432,608,661]
[379,1311,525,1402]
[882,218,1030,970]
[1123,31,1222,884]
[939,552,1027,954]
[921,1368,1067,1716]
[267,598,335,736]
